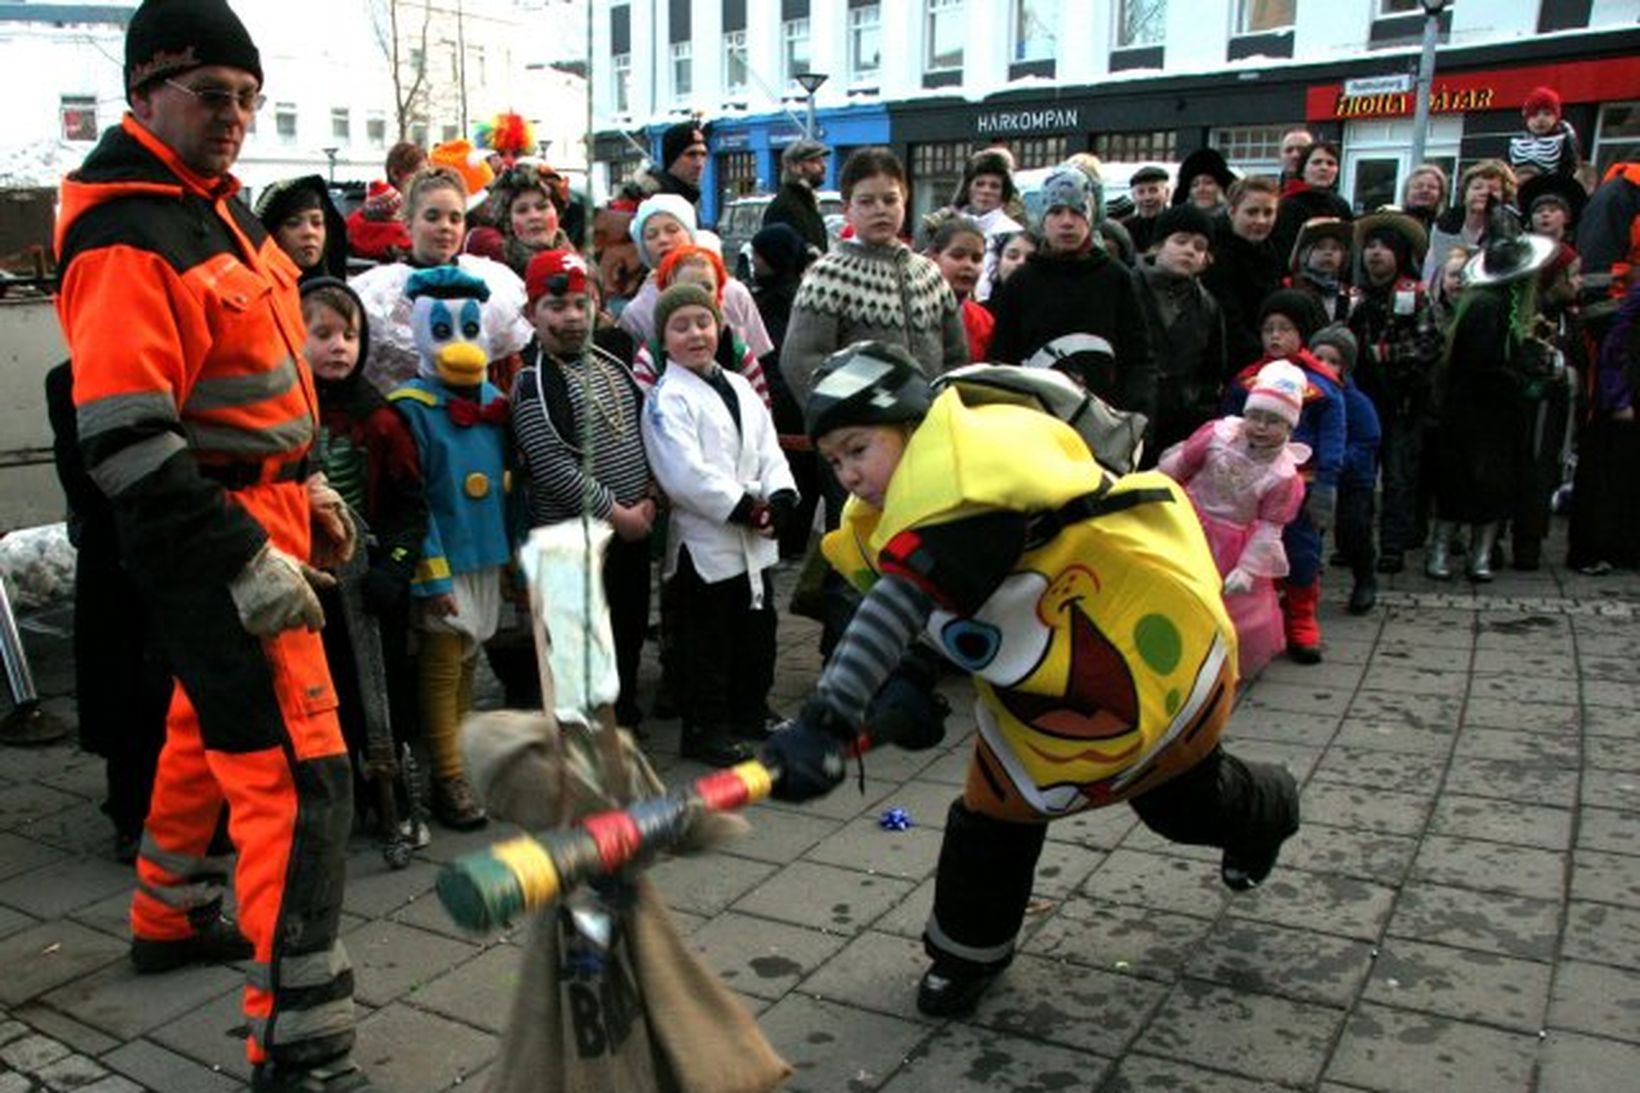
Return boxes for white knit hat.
[1245,360,1307,427]
[629,194,698,267]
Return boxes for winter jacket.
[779,239,968,402]
[762,181,828,254]
[988,247,1155,423]
[641,363,796,602]
[1348,275,1442,420]
[55,114,315,591]
[1339,379,1382,491]
[1202,217,1285,373]
[1135,255,1228,450]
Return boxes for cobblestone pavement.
[3,535,1639,1092]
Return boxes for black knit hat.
[125,0,262,94]
[1152,203,1214,244]
[661,122,706,171]
[805,341,932,441]
[1259,288,1324,344]
[751,223,809,276]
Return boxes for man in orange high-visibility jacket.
[55,3,375,1091]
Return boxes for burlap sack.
[465,711,789,1093]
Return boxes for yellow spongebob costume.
[824,387,1240,823]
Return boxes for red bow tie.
[447,396,509,427]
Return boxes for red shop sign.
[1306,55,1640,121]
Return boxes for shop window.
[849,4,882,87]
[1114,0,1166,48]
[911,139,974,222]
[613,53,632,115]
[716,151,758,204]
[367,114,387,149]
[1236,0,1294,33]
[60,95,97,142]
[782,18,811,90]
[1012,0,1059,63]
[723,31,748,96]
[1212,124,1291,175]
[276,102,298,146]
[1010,135,1069,170]
[926,0,964,75]
[670,41,692,103]
[331,108,351,144]
[1095,130,1176,164]
[1593,101,1640,176]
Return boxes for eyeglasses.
[164,79,265,114]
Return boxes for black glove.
[727,493,760,526]
[1304,484,1337,534]
[763,721,846,802]
[361,564,408,615]
[766,489,798,538]
[866,669,950,752]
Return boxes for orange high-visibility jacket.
[56,116,318,589]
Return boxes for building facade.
[589,0,1640,226]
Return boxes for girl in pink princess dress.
[1160,360,1312,679]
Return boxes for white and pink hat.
[1245,360,1307,427]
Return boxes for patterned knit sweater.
[778,239,969,401]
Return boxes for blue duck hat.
[405,265,492,303]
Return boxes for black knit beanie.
[1259,288,1324,344]
[1152,204,1215,244]
[125,0,263,94]
[661,122,706,171]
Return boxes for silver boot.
[1468,523,1498,582]
[1424,520,1454,580]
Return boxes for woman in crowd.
[1271,141,1353,266]
[254,175,349,282]
[948,150,1023,303]
[1423,159,1518,291]
[351,165,534,396]
[1172,147,1236,217]
[1401,164,1449,232]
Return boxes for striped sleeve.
[813,573,935,730]
[511,367,615,524]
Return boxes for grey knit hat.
[1310,324,1359,375]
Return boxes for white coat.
[641,361,796,606]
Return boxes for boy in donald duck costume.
[764,342,1301,1018]
[389,267,512,831]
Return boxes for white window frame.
[1012,0,1059,63]
[612,52,632,115]
[60,94,97,142]
[781,17,811,90]
[670,40,692,103]
[367,113,387,149]
[1113,0,1166,49]
[1235,0,1295,34]
[1379,0,1451,13]
[925,0,964,74]
[1592,101,1640,176]
[275,102,298,146]
[1212,124,1290,173]
[330,107,351,144]
[848,4,882,87]
[723,30,748,96]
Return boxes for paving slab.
[0,834,67,883]
[1451,726,1579,766]
[1081,849,1229,918]
[1463,696,1581,733]
[1099,1052,1276,1092]
[0,857,133,921]
[802,815,945,882]
[1363,938,1553,1032]
[1409,835,1567,901]
[401,939,522,1034]
[1225,869,1398,942]
[1547,959,1640,1043]
[1372,640,1471,673]
[1311,745,1447,795]
[350,1001,495,1093]
[99,1039,242,1093]
[1569,847,1640,906]
[0,784,84,833]
[1237,680,1356,718]
[1583,734,1640,771]
[730,860,914,936]
[796,929,936,1022]
[965,952,1168,1057]
[686,910,848,1003]
[1330,717,1457,757]
[1324,1002,1539,1092]
[1280,822,1418,886]
[9,1002,118,1056]
[1385,882,1561,961]
[1133,978,1345,1088]
[721,805,843,863]
[646,850,779,918]
[40,959,242,1041]
[0,920,126,1007]
[343,918,480,1008]
[756,993,931,1093]
[1183,918,1376,1007]
[1536,1030,1640,1093]
[1300,782,1433,837]
[143,983,252,1081]
[1441,757,1579,808]
[1427,793,1573,850]
[879,1021,1112,1092]
[1579,768,1640,812]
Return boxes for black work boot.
[916,958,1001,1018]
[1348,572,1378,615]
[252,1056,380,1092]
[131,910,253,974]
[680,723,753,768]
[1221,766,1301,892]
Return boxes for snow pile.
[0,524,76,610]
[0,140,87,189]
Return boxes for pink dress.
[1159,418,1310,680]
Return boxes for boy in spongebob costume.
[764,342,1301,1017]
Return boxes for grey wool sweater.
[779,239,969,403]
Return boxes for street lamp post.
[1408,0,1448,172]
[322,146,339,184]
[794,71,828,140]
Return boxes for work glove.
[766,489,798,538]
[865,663,950,752]
[1304,484,1337,535]
[1222,568,1254,596]
[763,700,851,803]
[306,473,358,569]
[229,543,335,636]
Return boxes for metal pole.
[0,574,71,746]
[805,91,816,140]
[1408,6,1441,171]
